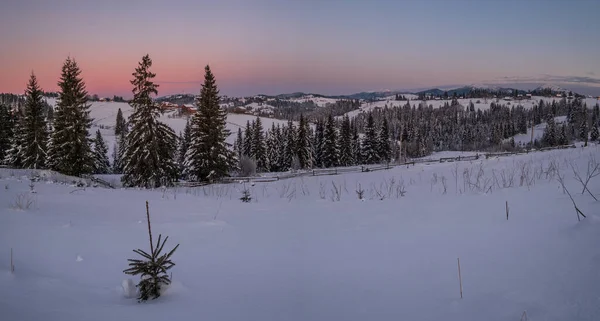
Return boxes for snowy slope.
[1,146,600,321]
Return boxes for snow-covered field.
[1,146,600,321]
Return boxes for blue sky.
[1,0,599,97]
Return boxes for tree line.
[0,55,235,188]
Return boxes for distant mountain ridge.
[156,83,584,102]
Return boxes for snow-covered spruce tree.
[295,114,312,169]
[112,131,126,174]
[5,105,24,168]
[312,119,324,168]
[275,124,286,171]
[233,127,243,159]
[338,115,353,167]
[124,201,179,302]
[282,120,296,170]
[47,57,94,176]
[177,119,192,173]
[580,105,589,146]
[378,117,391,163]
[0,103,13,163]
[542,113,556,147]
[251,116,267,172]
[121,55,179,188]
[351,122,362,165]
[115,108,128,136]
[184,65,235,182]
[322,114,339,168]
[92,130,110,174]
[589,124,598,142]
[362,112,379,164]
[242,120,253,158]
[21,75,50,169]
[266,125,279,172]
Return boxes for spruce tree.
[295,114,312,169]
[47,57,94,176]
[0,103,13,163]
[313,119,324,168]
[115,108,128,136]
[580,106,589,146]
[283,120,296,170]
[351,122,362,165]
[177,120,192,170]
[590,125,599,142]
[362,113,379,164]
[275,124,286,171]
[92,130,110,174]
[251,116,267,172]
[122,55,179,188]
[20,73,49,169]
[378,117,391,163]
[266,125,280,172]
[233,127,243,159]
[184,65,235,182]
[112,143,120,174]
[338,115,353,167]
[242,120,253,158]
[559,124,569,145]
[322,114,339,168]
[6,106,24,168]
[542,113,556,147]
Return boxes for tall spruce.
[6,105,24,167]
[362,112,379,164]
[351,122,362,165]
[47,57,94,176]
[580,105,589,146]
[251,116,267,172]
[590,124,599,142]
[92,130,110,174]
[20,73,49,169]
[378,117,391,163]
[184,65,235,182]
[295,114,312,169]
[233,127,243,159]
[313,119,325,168]
[242,120,253,158]
[322,114,339,168]
[115,108,128,136]
[121,55,179,188]
[177,119,192,170]
[282,120,296,170]
[0,103,13,163]
[338,115,353,166]
[266,124,280,172]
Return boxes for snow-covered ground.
[1,146,599,321]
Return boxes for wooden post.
[457,258,463,299]
[506,201,509,220]
[10,248,14,273]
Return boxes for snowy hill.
[1,146,599,320]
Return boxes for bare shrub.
[330,181,341,202]
[319,182,326,200]
[356,183,365,200]
[12,193,36,210]
[569,156,599,201]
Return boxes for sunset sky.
[1,0,599,98]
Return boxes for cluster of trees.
[541,99,600,148]
[1,55,235,188]
[0,60,99,175]
[231,112,394,173]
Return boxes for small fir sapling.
[124,201,179,302]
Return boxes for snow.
[1,146,600,320]
[510,116,568,145]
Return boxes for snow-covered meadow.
[1,145,599,321]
